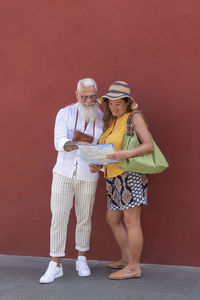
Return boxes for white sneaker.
[39,261,63,284]
[76,256,91,277]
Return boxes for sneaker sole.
[77,272,91,277]
[39,271,63,284]
[76,266,91,277]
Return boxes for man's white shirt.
[53,103,103,181]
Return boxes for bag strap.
[93,121,95,137]
[126,113,133,136]
[126,110,142,136]
[126,112,134,136]
[74,109,79,131]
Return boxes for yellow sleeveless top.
[99,112,130,178]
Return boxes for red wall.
[0,0,200,266]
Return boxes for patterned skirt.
[106,172,148,210]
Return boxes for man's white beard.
[78,102,99,123]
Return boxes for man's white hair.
[77,78,97,92]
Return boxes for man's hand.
[89,164,103,173]
[64,141,78,152]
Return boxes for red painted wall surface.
[0,0,200,266]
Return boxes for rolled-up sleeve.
[54,108,70,151]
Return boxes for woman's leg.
[121,206,143,274]
[106,209,129,266]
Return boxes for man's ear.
[75,91,78,100]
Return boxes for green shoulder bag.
[120,113,169,174]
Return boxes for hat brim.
[97,94,138,110]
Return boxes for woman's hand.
[89,164,103,173]
[107,151,127,161]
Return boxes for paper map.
[78,143,118,165]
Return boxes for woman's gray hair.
[77,78,97,92]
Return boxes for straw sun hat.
[98,81,138,109]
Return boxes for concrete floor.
[0,255,200,300]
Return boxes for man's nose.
[85,97,94,105]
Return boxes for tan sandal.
[108,269,142,280]
[107,262,127,269]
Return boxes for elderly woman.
[90,81,154,280]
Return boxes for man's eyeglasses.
[80,95,97,101]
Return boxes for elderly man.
[40,78,103,284]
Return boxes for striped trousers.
[50,172,98,257]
